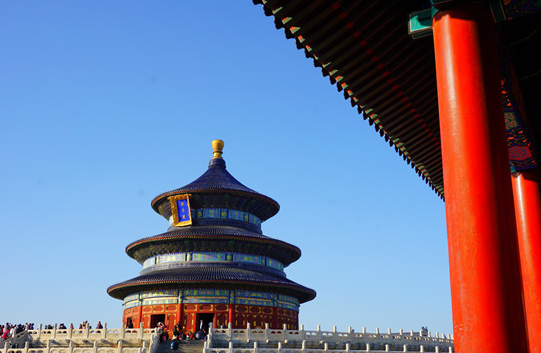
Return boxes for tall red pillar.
[432,4,529,352]
[228,305,234,327]
[137,303,143,327]
[512,170,541,351]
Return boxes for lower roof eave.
[107,279,316,303]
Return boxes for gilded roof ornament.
[212,139,224,159]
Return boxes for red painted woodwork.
[512,170,541,352]
[432,4,529,352]
[176,301,182,328]
[122,303,298,331]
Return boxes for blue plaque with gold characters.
[169,194,192,227]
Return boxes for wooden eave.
[253,0,541,198]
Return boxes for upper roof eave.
[151,157,280,220]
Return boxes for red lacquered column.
[513,170,541,352]
[432,4,529,352]
[137,303,143,327]
[176,302,182,327]
[228,305,234,327]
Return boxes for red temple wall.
[123,303,298,332]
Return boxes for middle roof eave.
[126,226,302,266]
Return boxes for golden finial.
[212,139,224,159]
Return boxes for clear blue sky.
[0,1,451,335]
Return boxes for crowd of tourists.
[0,320,106,343]
[1,323,34,342]
[75,320,103,330]
[36,321,104,330]
[158,320,208,353]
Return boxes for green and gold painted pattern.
[142,252,284,271]
[195,208,261,228]
[122,289,299,311]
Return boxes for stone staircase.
[156,340,205,353]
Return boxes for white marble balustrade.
[206,324,453,353]
[0,324,159,353]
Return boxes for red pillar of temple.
[137,303,143,327]
[432,4,529,352]
[512,170,541,351]
[228,305,234,327]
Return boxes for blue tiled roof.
[107,265,316,303]
[109,142,316,308]
[151,158,279,221]
[125,225,302,266]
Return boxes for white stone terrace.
[2,323,454,353]
[0,324,159,353]
[205,324,454,353]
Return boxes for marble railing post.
[23,324,29,342]
[138,322,144,340]
[117,338,123,353]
